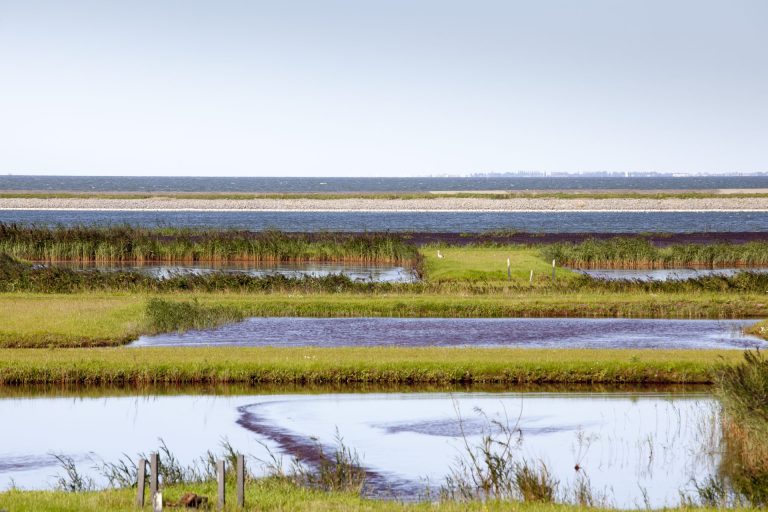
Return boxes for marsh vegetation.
[0,225,418,264]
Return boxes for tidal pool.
[0,390,719,507]
[40,261,418,283]
[132,317,764,349]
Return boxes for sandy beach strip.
[0,197,767,211]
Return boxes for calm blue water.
[2,175,768,192]
[1,210,767,232]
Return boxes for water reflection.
[0,390,718,508]
[40,261,418,283]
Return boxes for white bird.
[437,250,443,259]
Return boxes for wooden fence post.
[236,454,245,508]
[135,458,146,507]
[149,452,159,504]
[153,492,163,512]
[217,460,226,510]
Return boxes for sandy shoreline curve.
[0,196,767,211]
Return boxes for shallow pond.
[0,390,718,508]
[580,268,768,281]
[132,317,764,349]
[41,261,418,283]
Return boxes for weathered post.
[149,452,159,505]
[217,460,226,510]
[236,454,245,508]
[153,492,163,512]
[529,269,533,285]
[507,257,511,281]
[136,458,146,507]
[552,259,556,281]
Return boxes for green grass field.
[421,246,575,284]
[0,346,738,385]
[1,477,742,511]
[0,294,146,347]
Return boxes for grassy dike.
[0,346,740,385]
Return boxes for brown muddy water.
[40,261,418,282]
[131,317,765,349]
[0,386,720,508]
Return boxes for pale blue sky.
[1,0,766,176]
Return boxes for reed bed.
[541,238,768,269]
[8,252,768,295]
[145,298,244,333]
[715,351,768,505]
[0,224,418,264]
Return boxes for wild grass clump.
[145,298,244,333]
[715,350,768,505]
[542,238,768,269]
[746,320,768,340]
[0,224,419,264]
[262,431,366,494]
[99,438,252,488]
[441,407,560,503]
[52,454,95,492]
[61,435,364,499]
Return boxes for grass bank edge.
[0,479,747,512]
[1,477,744,512]
[0,347,739,385]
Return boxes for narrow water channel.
[578,268,768,281]
[132,317,764,349]
[40,261,418,283]
[0,389,718,508]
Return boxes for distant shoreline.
[1,196,767,211]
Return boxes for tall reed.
[716,350,768,505]
[0,224,418,264]
[7,252,768,296]
[542,238,768,269]
[145,298,244,333]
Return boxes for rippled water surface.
[3,210,768,232]
[3,175,767,192]
[132,317,764,349]
[0,391,718,508]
